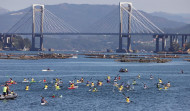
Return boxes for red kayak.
[7,82,17,85]
[68,87,75,89]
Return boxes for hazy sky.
[0,0,190,14]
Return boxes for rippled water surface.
[0,52,189,111]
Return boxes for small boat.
[0,93,18,100]
[42,69,54,72]
[119,68,128,72]
[41,103,47,105]
[72,55,78,59]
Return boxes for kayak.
[0,93,18,100]
[7,82,17,85]
[30,81,36,83]
[68,86,78,89]
[41,103,46,105]
[22,80,29,83]
[42,69,54,72]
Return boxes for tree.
[169,42,180,52]
[12,36,31,50]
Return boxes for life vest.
[99,82,102,86]
[132,81,136,85]
[159,79,162,84]
[32,78,34,82]
[3,87,7,92]
[25,86,29,91]
[108,76,110,80]
[43,80,46,83]
[56,85,60,90]
[44,85,48,89]
[126,98,130,103]
[118,77,121,80]
[11,80,14,83]
[71,84,74,88]
[91,83,94,87]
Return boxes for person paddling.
[41,97,48,105]
[125,97,130,103]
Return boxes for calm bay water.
[0,51,189,111]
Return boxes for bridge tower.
[31,4,44,51]
[117,2,132,53]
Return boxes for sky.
[0,0,190,14]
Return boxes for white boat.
[72,55,78,59]
[41,103,46,105]
[42,69,54,72]
[0,93,18,100]
[22,80,30,83]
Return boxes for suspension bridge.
[0,2,190,52]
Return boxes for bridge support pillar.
[185,35,188,44]
[31,4,44,51]
[162,36,166,51]
[182,35,184,48]
[155,35,159,52]
[170,35,173,49]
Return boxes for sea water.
[0,52,189,111]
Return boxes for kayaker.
[166,82,170,87]
[150,75,153,79]
[25,85,29,91]
[126,97,130,103]
[86,81,90,86]
[44,84,48,89]
[99,81,103,86]
[43,79,46,83]
[31,78,35,82]
[107,76,111,83]
[41,97,48,105]
[126,84,130,90]
[114,77,117,82]
[118,85,123,92]
[118,76,121,80]
[80,77,84,83]
[55,84,60,90]
[157,83,161,88]
[159,78,163,84]
[24,78,27,81]
[137,74,140,79]
[181,70,184,74]
[92,87,97,92]
[132,80,136,85]
[70,83,74,88]
[97,80,100,86]
[144,84,148,89]
[3,84,8,96]
[10,78,14,84]
[91,82,94,87]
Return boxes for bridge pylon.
[116,2,132,53]
[31,4,44,51]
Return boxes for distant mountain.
[169,24,190,34]
[0,3,188,51]
[151,12,190,24]
[0,7,9,15]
